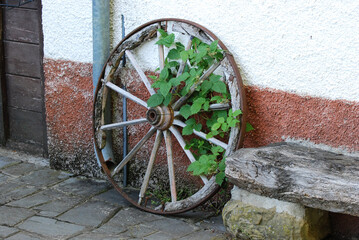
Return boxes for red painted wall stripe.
[243,86,359,152]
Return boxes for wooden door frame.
[0,2,48,156]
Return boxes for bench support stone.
[223,187,330,240]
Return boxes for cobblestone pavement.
[0,149,230,240]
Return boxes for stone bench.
[222,142,359,239]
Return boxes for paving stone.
[69,233,126,240]
[0,206,35,226]
[0,156,21,169]
[95,207,164,234]
[116,224,158,239]
[17,216,85,238]
[93,188,132,207]
[1,162,43,177]
[7,191,52,208]
[0,225,18,238]
[143,217,199,238]
[178,229,229,240]
[57,199,119,227]
[195,215,227,233]
[34,195,82,217]
[5,232,46,240]
[143,231,176,240]
[0,173,13,182]
[18,168,66,187]
[0,185,39,205]
[55,177,110,197]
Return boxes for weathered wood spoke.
[111,127,156,177]
[138,130,163,204]
[101,118,148,131]
[103,81,148,108]
[172,59,224,111]
[169,126,209,184]
[209,103,230,111]
[125,50,156,95]
[163,130,177,202]
[157,23,165,70]
[173,120,228,149]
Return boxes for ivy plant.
[147,30,251,186]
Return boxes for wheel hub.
[146,106,174,130]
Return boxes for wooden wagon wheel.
[93,18,247,214]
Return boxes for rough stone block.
[222,187,330,240]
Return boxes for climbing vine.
[147,29,247,186]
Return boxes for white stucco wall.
[42,0,93,63]
[112,0,359,102]
[42,1,359,102]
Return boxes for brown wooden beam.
[226,143,359,216]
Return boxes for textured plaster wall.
[42,0,93,63]
[112,0,359,102]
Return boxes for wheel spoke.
[138,130,163,204]
[173,59,223,110]
[157,23,165,70]
[169,126,209,184]
[176,36,193,77]
[104,81,148,108]
[101,118,147,131]
[163,130,177,202]
[125,50,156,95]
[209,103,230,111]
[173,120,228,149]
[111,127,156,177]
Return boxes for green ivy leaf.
[170,72,190,86]
[155,33,175,47]
[190,97,206,115]
[203,101,210,111]
[211,122,221,131]
[180,105,192,119]
[159,67,169,81]
[187,155,217,175]
[167,49,180,60]
[209,74,221,83]
[147,93,164,107]
[221,122,229,131]
[159,81,172,97]
[194,123,202,131]
[215,172,226,185]
[185,118,196,126]
[148,75,158,80]
[218,158,226,171]
[232,109,243,117]
[182,125,193,135]
[163,94,171,106]
[217,117,225,124]
[212,81,227,94]
[157,28,168,37]
[210,40,219,52]
[201,80,213,94]
[180,51,189,62]
[175,42,185,51]
[246,122,254,132]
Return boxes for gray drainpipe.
[92,0,113,165]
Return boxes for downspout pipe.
[92,0,113,166]
[92,0,110,87]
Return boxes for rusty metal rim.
[92,18,247,215]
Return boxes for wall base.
[222,187,330,240]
